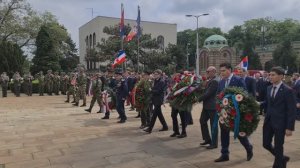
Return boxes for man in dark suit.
[291,73,300,120]
[115,70,129,123]
[144,69,168,133]
[199,66,219,149]
[256,71,272,115]
[215,62,253,162]
[263,67,296,168]
[236,67,256,97]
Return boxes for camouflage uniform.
[0,72,9,97]
[24,73,34,96]
[53,72,60,95]
[65,73,76,103]
[74,71,87,106]
[37,71,45,96]
[12,72,22,97]
[45,70,54,95]
[85,74,102,112]
[60,72,68,95]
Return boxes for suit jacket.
[199,77,218,110]
[265,84,296,131]
[151,77,165,106]
[256,78,271,101]
[245,76,256,97]
[218,75,246,93]
[116,79,129,100]
[292,80,300,103]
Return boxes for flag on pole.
[112,50,126,68]
[125,6,141,42]
[120,3,125,38]
[237,56,248,70]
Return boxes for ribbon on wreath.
[211,94,241,143]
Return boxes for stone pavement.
[0,93,300,168]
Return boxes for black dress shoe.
[117,120,126,123]
[144,128,152,134]
[65,100,69,103]
[73,103,79,106]
[80,104,86,107]
[159,127,168,132]
[170,132,180,137]
[177,133,187,138]
[206,145,217,149]
[215,155,229,162]
[247,151,253,161]
[71,100,76,103]
[135,115,140,118]
[200,141,211,146]
[101,116,109,119]
[284,156,290,162]
[84,109,91,113]
[139,125,146,129]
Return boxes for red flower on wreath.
[218,92,225,99]
[230,109,236,116]
[229,120,234,129]
[216,104,221,112]
[244,113,253,122]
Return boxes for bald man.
[199,66,219,149]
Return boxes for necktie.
[225,79,229,88]
[271,86,276,99]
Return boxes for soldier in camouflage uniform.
[12,72,22,97]
[37,71,45,96]
[24,72,34,96]
[53,71,60,95]
[0,72,10,97]
[85,73,102,113]
[73,68,87,107]
[65,72,76,103]
[45,70,54,95]
[60,72,68,95]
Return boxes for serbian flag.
[112,50,126,68]
[120,3,125,38]
[237,56,248,70]
[125,26,137,42]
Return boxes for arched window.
[93,33,96,48]
[157,35,164,50]
[85,36,88,47]
[89,34,92,48]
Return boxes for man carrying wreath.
[215,62,253,162]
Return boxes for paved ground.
[0,93,300,168]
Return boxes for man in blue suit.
[236,67,256,97]
[263,67,296,168]
[115,70,129,123]
[215,62,253,162]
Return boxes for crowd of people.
[1,62,299,168]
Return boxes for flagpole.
[137,37,140,72]
[120,3,126,71]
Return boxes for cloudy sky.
[27,0,300,48]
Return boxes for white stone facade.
[79,16,177,70]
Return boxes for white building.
[79,16,177,70]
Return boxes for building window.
[157,35,164,49]
[93,33,96,48]
[85,36,88,47]
[89,34,92,48]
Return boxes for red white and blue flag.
[237,56,248,70]
[112,50,126,68]
[120,3,125,39]
[125,6,141,42]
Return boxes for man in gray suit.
[199,66,219,149]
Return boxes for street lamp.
[186,13,209,77]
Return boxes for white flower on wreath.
[235,94,244,102]
[239,132,246,137]
[222,98,229,106]
[219,116,225,124]
[222,109,228,118]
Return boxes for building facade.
[198,35,239,74]
[79,16,177,70]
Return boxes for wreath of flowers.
[167,75,203,112]
[215,87,260,137]
[135,79,152,111]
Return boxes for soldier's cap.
[154,69,162,75]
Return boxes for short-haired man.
[263,66,296,168]
[215,62,253,162]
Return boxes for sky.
[27,0,300,48]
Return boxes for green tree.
[273,40,297,73]
[59,37,79,72]
[0,41,26,76]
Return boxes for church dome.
[204,34,228,48]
